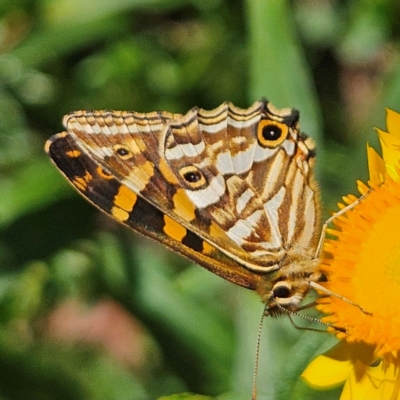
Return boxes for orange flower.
[302,109,400,399]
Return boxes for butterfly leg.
[314,190,372,258]
[311,189,373,315]
[309,281,372,315]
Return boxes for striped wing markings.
[62,106,267,272]
[61,100,318,274]
[205,103,286,258]
[164,100,301,267]
[45,132,261,290]
[195,101,319,266]
[192,103,285,264]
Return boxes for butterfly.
[45,99,322,315]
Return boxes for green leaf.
[246,0,322,148]
[158,393,213,400]
[0,157,73,228]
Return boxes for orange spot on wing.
[142,160,155,177]
[209,221,228,240]
[97,166,113,180]
[73,171,92,191]
[202,241,216,255]
[113,185,138,211]
[66,150,81,158]
[111,185,138,222]
[159,158,179,184]
[163,215,186,241]
[172,188,196,221]
[112,207,130,222]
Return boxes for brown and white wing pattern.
[45,100,320,303]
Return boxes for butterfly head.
[266,279,310,316]
[257,258,320,316]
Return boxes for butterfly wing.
[46,100,319,289]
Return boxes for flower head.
[302,109,400,399]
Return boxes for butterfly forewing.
[45,131,262,290]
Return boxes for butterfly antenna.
[251,304,267,400]
[273,301,346,333]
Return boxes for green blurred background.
[1,0,400,399]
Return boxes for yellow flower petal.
[341,360,400,400]
[367,143,385,184]
[386,109,400,140]
[376,129,400,179]
[302,355,352,389]
[302,342,376,389]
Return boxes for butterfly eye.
[113,144,132,160]
[179,165,206,189]
[272,281,292,299]
[257,119,288,148]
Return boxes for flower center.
[319,177,400,355]
[385,245,400,285]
